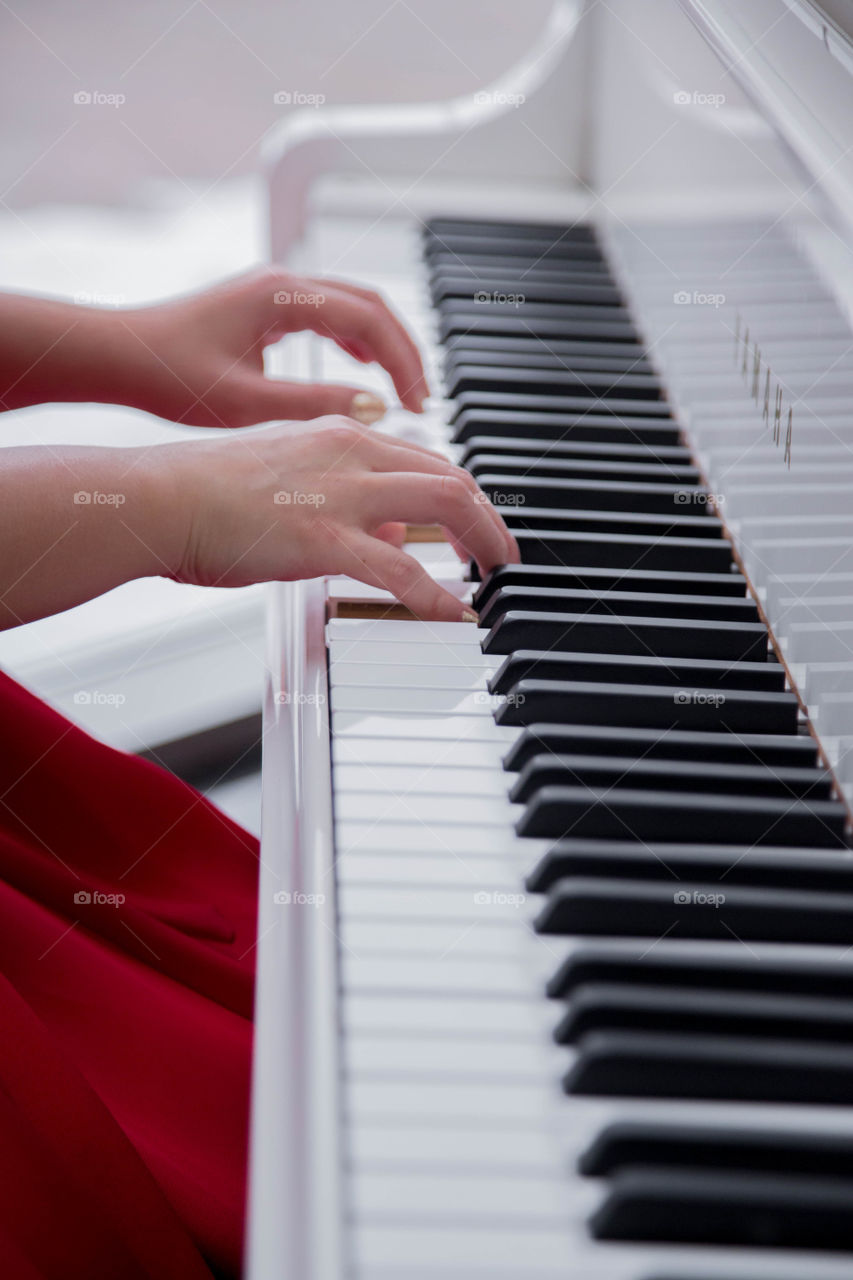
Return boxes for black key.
[451,409,681,444]
[580,1121,853,1179]
[443,335,648,365]
[431,277,623,306]
[427,253,612,279]
[530,839,842,897]
[479,476,705,515]
[445,347,651,376]
[513,753,822,806]
[438,299,631,324]
[423,217,598,240]
[439,315,639,343]
[521,788,844,844]
[447,366,661,400]
[450,391,672,420]
[482,611,768,661]
[496,679,794,733]
[589,1164,853,1248]
[498,506,724,539]
[475,568,745,615]
[469,455,698,486]
[490,651,782,697]
[547,936,851,999]
[457,438,692,469]
[424,233,604,260]
[568,1030,853,1102]
[508,531,732,573]
[555,983,853,1045]
[504,725,815,773]
[478,588,757,631]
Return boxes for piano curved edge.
[261,0,584,263]
[247,578,344,1280]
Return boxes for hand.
[160,417,518,620]
[118,268,430,429]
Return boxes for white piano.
[248,3,853,1276]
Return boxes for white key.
[330,662,491,690]
[346,1035,550,1080]
[330,686,499,714]
[332,737,508,769]
[335,822,547,860]
[329,640,494,668]
[335,792,520,826]
[337,855,521,889]
[328,619,485,644]
[349,1124,562,1175]
[351,1170,573,1221]
[333,713,517,742]
[333,763,510,797]
[343,955,533,997]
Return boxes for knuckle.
[386,553,421,593]
[322,420,362,451]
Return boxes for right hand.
[159,416,519,621]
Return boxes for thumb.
[239,376,387,425]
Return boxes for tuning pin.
[774,385,783,445]
[785,405,793,467]
[752,344,761,401]
[742,326,750,378]
[763,367,771,422]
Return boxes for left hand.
[115,268,431,428]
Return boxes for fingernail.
[461,609,479,624]
[350,391,386,425]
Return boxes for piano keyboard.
[326,215,853,1278]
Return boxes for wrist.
[124,443,194,580]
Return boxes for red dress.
[0,668,258,1279]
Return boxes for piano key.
[350,1122,561,1175]
[536,878,853,940]
[567,1030,853,1104]
[431,277,623,306]
[437,299,632,324]
[468,453,700,486]
[529,839,845,896]
[512,753,824,805]
[503,529,734,571]
[330,663,492,691]
[547,941,853,999]
[496,505,725,538]
[450,390,673,419]
[423,232,604,260]
[478,587,758,631]
[504,724,817,771]
[439,314,641,343]
[450,407,682,444]
[456,436,693,467]
[478,474,709,514]
[423,217,599,240]
[329,640,493,668]
[589,1165,853,1249]
[336,791,521,826]
[555,983,853,1046]
[442,332,648,364]
[329,686,499,715]
[489,650,784,696]
[332,737,508,769]
[520,788,845,843]
[495,680,796,734]
[482,611,768,661]
[333,764,510,798]
[475,566,747,611]
[446,366,661,400]
[332,713,516,744]
[579,1119,853,1178]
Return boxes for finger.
[237,376,387,425]
[358,472,509,577]
[269,281,430,413]
[373,522,407,549]
[339,533,474,623]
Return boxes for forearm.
[0,293,153,414]
[0,445,183,628]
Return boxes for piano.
[248,2,853,1276]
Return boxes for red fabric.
[0,668,259,1279]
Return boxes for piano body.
[248,2,853,1276]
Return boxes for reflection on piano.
[249,3,853,1277]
